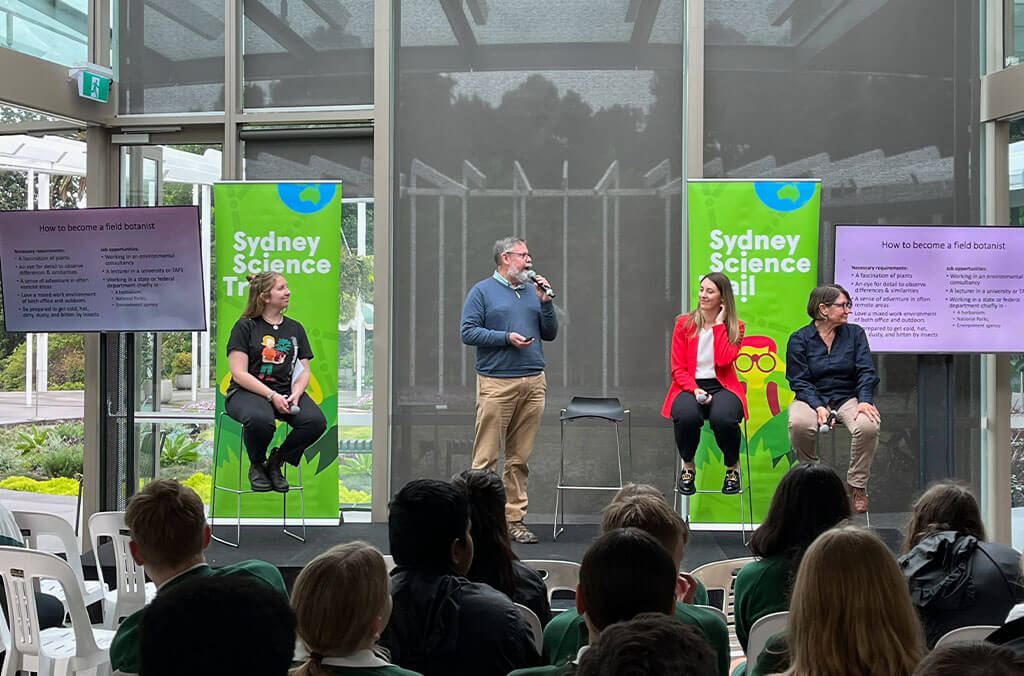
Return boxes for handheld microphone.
[290,405,301,415]
[524,268,556,299]
[696,392,709,404]
[818,409,837,434]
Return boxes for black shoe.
[722,469,741,495]
[677,468,696,495]
[265,448,290,493]
[248,463,272,492]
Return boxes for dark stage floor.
[195,520,899,590]
[85,519,899,592]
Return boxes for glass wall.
[1007,1,1024,67]
[705,0,982,528]
[1,0,87,67]
[243,140,375,508]
[115,1,226,114]
[242,0,374,108]
[0,106,87,528]
[392,0,685,517]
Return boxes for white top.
[1007,602,1024,623]
[695,327,715,379]
[321,650,391,668]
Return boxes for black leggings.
[670,378,743,467]
[224,390,327,465]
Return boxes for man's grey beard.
[510,268,529,285]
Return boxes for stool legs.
[211,412,307,548]
[674,420,752,544]
[282,463,306,542]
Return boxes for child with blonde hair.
[291,541,421,676]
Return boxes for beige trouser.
[787,397,880,489]
[471,372,547,522]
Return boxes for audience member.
[451,468,551,624]
[542,491,730,675]
[291,541,420,676]
[910,641,1024,676]
[139,574,295,676]
[0,499,66,629]
[109,478,287,674]
[510,528,682,675]
[734,463,850,651]
[575,613,716,676]
[899,481,1023,648]
[380,479,537,676]
[778,525,923,676]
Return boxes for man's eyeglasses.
[827,302,853,310]
[504,251,531,259]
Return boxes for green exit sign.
[69,63,113,103]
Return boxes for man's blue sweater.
[460,277,558,377]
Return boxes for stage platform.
[87,518,900,591]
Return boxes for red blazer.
[661,314,748,419]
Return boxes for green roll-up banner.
[213,182,340,521]
[686,180,820,525]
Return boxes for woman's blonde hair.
[290,541,390,676]
[784,525,923,676]
[241,272,283,318]
[686,272,741,343]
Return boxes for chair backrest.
[521,559,581,603]
[0,545,99,657]
[89,511,148,614]
[690,557,754,613]
[514,602,544,653]
[12,510,90,593]
[562,397,625,422]
[746,611,788,664]
[933,624,1000,649]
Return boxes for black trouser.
[224,390,327,465]
[0,587,65,630]
[670,378,743,467]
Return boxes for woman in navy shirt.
[785,284,880,513]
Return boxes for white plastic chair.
[12,511,107,615]
[690,556,754,614]
[933,624,1000,648]
[0,545,115,676]
[514,603,544,653]
[521,559,581,604]
[746,611,788,665]
[88,511,157,629]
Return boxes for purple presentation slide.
[0,206,207,332]
[834,224,1024,353]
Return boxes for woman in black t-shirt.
[225,271,327,492]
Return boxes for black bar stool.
[554,396,631,540]
[209,411,306,547]
[672,419,753,544]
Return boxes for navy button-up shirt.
[785,321,879,410]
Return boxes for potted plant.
[171,352,193,390]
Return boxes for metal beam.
[243,0,317,60]
[438,0,478,49]
[630,0,661,45]
[0,46,114,125]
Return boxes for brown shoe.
[508,520,538,544]
[850,486,869,513]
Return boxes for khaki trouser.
[471,372,547,522]
[787,397,879,489]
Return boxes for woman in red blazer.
[662,272,748,495]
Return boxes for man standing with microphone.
[461,236,558,544]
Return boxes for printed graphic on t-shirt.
[257,335,294,384]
